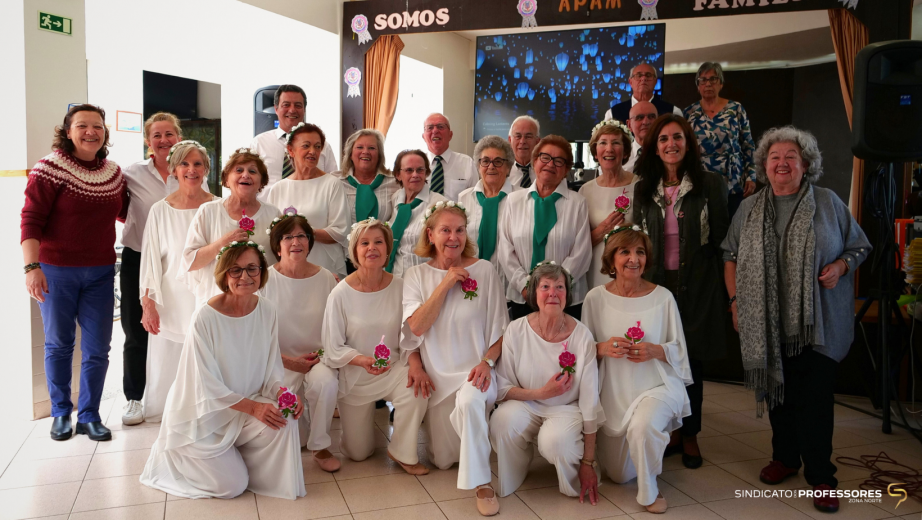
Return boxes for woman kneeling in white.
[402,201,508,516]
[259,212,340,472]
[581,226,692,514]
[321,218,430,475]
[491,262,604,504]
[140,242,306,500]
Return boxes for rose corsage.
[558,341,576,375]
[373,335,390,368]
[239,209,256,236]
[278,387,299,418]
[461,277,479,300]
[614,188,631,214]
[625,320,645,345]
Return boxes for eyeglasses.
[281,233,309,243]
[632,113,657,122]
[697,77,721,85]
[227,265,263,278]
[478,158,508,168]
[399,167,428,175]
[631,72,656,80]
[512,133,536,141]
[424,124,448,132]
[536,153,568,168]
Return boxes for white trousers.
[598,397,673,507]
[284,363,338,451]
[490,401,587,497]
[142,335,183,422]
[338,365,428,464]
[425,382,496,490]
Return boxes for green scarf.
[346,174,385,221]
[386,197,424,273]
[475,191,507,261]
[530,191,563,269]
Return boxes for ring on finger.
[632,349,639,355]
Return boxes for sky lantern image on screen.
[473,24,666,141]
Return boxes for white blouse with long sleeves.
[578,177,638,290]
[498,181,593,304]
[181,199,280,306]
[258,267,337,359]
[458,179,516,294]
[496,318,605,434]
[581,285,693,437]
[264,175,350,279]
[387,184,447,278]
[321,277,407,406]
[401,260,509,408]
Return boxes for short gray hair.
[754,126,824,185]
[474,135,515,165]
[424,112,451,130]
[168,141,211,177]
[696,62,725,84]
[630,62,658,80]
[509,115,540,137]
[525,263,572,311]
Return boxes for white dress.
[578,177,638,290]
[138,198,213,422]
[321,277,428,464]
[581,285,692,506]
[264,175,350,279]
[458,179,516,295]
[491,318,604,497]
[401,260,509,489]
[259,267,339,451]
[139,298,305,500]
[181,199,280,306]
[387,185,447,278]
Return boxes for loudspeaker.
[852,40,922,162]
[253,85,280,137]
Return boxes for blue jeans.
[39,264,114,423]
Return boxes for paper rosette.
[639,0,658,20]
[518,0,538,28]
[344,67,362,98]
[352,14,373,45]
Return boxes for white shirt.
[122,159,180,251]
[401,260,509,407]
[337,170,400,225]
[458,179,516,295]
[387,185,447,278]
[508,162,536,189]
[603,94,683,122]
[250,128,339,193]
[264,174,350,278]
[578,177,638,290]
[497,181,593,304]
[426,149,478,202]
[624,141,643,174]
[259,267,338,358]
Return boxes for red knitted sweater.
[20,150,129,267]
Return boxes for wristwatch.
[580,458,598,468]
[481,357,495,369]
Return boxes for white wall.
[384,55,443,164]
[198,81,222,120]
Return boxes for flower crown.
[266,207,307,235]
[231,147,259,157]
[285,122,308,145]
[167,140,206,163]
[216,240,266,261]
[603,224,646,244]
[423,200,467,221]
[591,119,634,144]
[347,218,391,241]
[526,260,572,289]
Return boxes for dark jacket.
[609,94,678,123]
[632,171,730,360]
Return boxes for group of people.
[20,61,870,515]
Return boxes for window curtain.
[364,35,405,136]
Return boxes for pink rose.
[559,351,577,375]
[461,278,479,301]
[614,189,631,214]
[625,321,645,344]
[374,344,391,360]
[239,209,256,236]
[277,388,299,417]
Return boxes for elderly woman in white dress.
[579,120,638,290]
[140,242,306,500]
[581,226,692,514]
[258,212,340,472]
[387,150,448,276]
[402,202,508,516]
[499,135,592,320]
[265,123,349,279]
[138,141,216,422]
[490,262,604,504]
[458,135,516,292]
[182,149,280,306]
[338,129,399,227]
[321,218,430,475]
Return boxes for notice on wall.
[38,12,72,35]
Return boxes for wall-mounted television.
[473,24,666,142]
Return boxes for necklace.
[540,315,567,342]
[356,272,384,292]
[663,184,680,206]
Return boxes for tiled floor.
[2,382,921,520]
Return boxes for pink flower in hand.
[559,341,577,375]
[373,335,390,368]
[461,278,479,301]
[614,188,631,214]
[277,387,299,418]
[625,321,645,344]
[239,209,256,236]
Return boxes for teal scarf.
[475,191,506,261]
[530,191,562,269]
[386,197,424,273]
[346,174,385,221]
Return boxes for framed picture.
[117,111,142,133]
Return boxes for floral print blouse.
[684,100,756,196]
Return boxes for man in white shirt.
[603,62,682,123]
[250,84,338,193]
[423,113,477,201]
[624,101,658,173]
[507,115,541,189]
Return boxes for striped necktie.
[281,133,294,179]
[430,155,444,195]
[517,163,532,188]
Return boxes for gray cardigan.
[721,186,871,362]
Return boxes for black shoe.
[664,442,683,457]
[389,407,395,423]
[50,415,73,441]
[76,421,112,441]
[682,452,703,469]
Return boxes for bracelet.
[580,458,596,467]
[728,295,736,305]
[839,258,850,275]
[24,262,41,274]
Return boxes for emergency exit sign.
[38,12,72,35]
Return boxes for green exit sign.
[38,12,72,35]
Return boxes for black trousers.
[680,358,704,437]
[508,302,583,321]
[768,346,838,488]
[727,191,744,221]
[120,247,148,401]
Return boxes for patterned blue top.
[684,100,756,196]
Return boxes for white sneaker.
[122,400,143,425]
